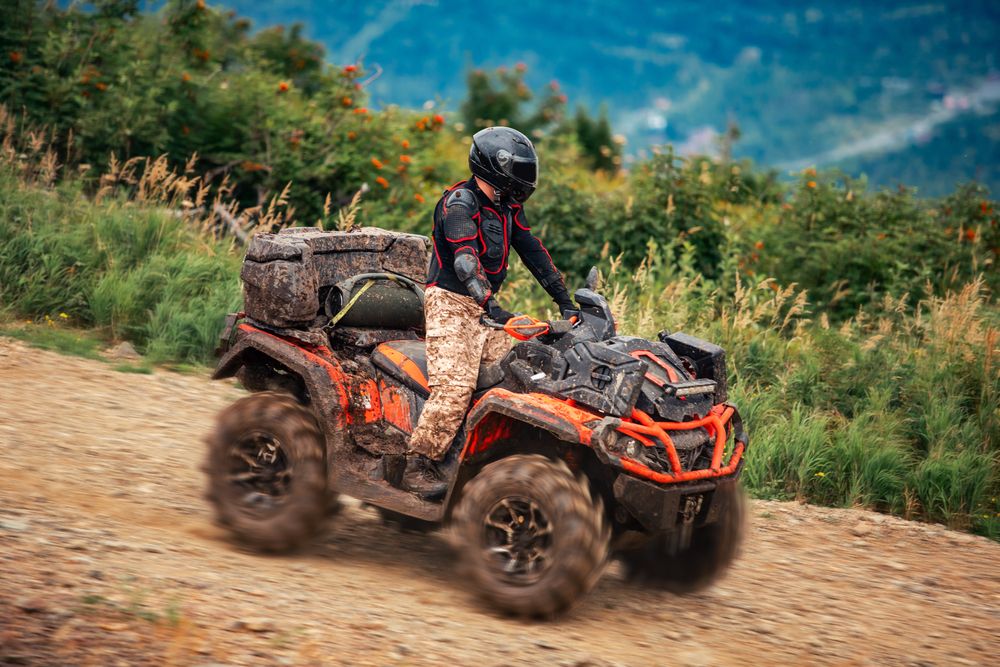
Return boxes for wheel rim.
[227,430,292,513]
[482,496,554,585]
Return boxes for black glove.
[559,305,582,321]
[485,298,516,324]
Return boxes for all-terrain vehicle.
[207,226,749,617]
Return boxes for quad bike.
[206,227,749,617]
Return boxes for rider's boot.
[399,453,452,500]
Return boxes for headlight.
[623,439,641,459]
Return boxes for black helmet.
[469,126,538,203]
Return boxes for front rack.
[614,404,746,484]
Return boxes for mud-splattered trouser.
[407,286,511,461]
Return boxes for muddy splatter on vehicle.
[206,226,750,617]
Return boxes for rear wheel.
[451,455,609,617]
[621,485,747,593]
[205,392,330,552]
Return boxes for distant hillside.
[223,0,1000,195]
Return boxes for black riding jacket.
[426,179,573,312]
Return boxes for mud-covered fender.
[212,324,351,447]
[459,388,599,460]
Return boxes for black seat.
[371,340,504,398]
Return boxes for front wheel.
[451,455,610,617]
[621,485,747,593]
[205,391,330,552]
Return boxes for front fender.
[459,388,599,459]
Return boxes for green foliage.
[460,64,567,137]
[460,65,621,173]
[742,173,999,318]
[0,168,241,364]
[571,104,620,172]
[0,0,448,222]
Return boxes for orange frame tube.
[615,404,745,484]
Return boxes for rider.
[401,126,578,497]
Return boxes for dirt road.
[1,336,998,666]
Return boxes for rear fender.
[213,324,351,436]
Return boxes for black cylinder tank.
[325,276,424,330]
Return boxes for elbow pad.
[454,251,493,306]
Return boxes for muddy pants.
[407,287,512,461]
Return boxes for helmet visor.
[496,149,538,187]
[510,157,537,185]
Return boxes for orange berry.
[401,139,410,149]
[9,51,22,64]
[399,154,411,164]
[347,131,357,140]
[371,157,383,169]
[353,107,368,114]
[754,240,764,250]
[344,64,357,74]
[94,82,107,91]
[414,193,425,203]
[375,176,389,189]
[278,81,290,93]
[341,96,353,107]
[181,72,191,82]
[432,114,444,124]
[804,167,817,177]
[806,180,817,189]
[964,228,976,241]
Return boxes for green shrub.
[0,167,241,364]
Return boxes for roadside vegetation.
[0,1,997,538]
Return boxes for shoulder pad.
[445,187,479,213]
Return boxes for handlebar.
[480,314,578,341]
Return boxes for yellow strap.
[328,279,375,327]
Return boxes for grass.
[0,167,242,365]
[1,321,165,374]
[0,321,105,360]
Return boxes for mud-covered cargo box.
[241,227,430,327]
